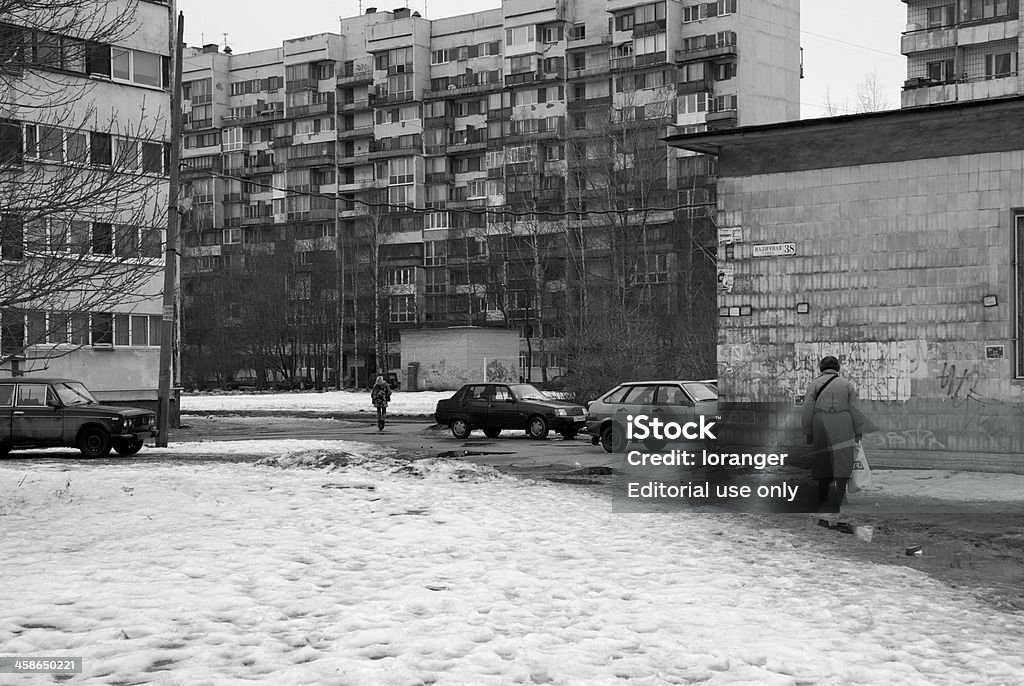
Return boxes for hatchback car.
[586,380,718,453]
[435,382,587,440]
[0,378,156,458]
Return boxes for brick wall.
[717,151,1024,471]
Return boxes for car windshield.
[54,382,98,406]
[683,382,717,402]
[509,384,548,401]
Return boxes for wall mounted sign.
[718,227,743,245]
[752,242,796,258]
[986,345,1004,359]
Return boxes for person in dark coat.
[800,356,871,512]
[370,374,392,431]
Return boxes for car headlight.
[555,409,567,416]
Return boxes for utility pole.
[157,10,185,447]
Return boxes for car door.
[12,383,64,446]
[0,383,14,446]
[654,383,696,429]
[488,384,520,429]
[618,384,659,443]
[459,385,492,426]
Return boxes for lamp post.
[157,10,184,447]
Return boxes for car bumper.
[549,416,587,432]
[114,429,156,441]
[585,419,604,435]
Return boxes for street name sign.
[752,242,796,258]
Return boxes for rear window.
[683,382,717,402]
[602,385,632,404]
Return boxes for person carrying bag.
[800,356,873,512]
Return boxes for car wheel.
[483,427,502,439]
[450,418,472,440]
[601,424,626,453]
[527,416,549,440]
[0,442,10,457]
[559,430,578,440]
[643,438,667,451]
[78,427,112,458]
[113,439,144,456]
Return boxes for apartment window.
[714,61,737,81]
[1,214,24,261]
[510,55,532,74]
[572,111,587,130]
[91,312,113,346]
[713,93,737,111]
[432,49,450,64]
[425,212,450,229]
[91,132,112,166]
[635,2,667,26]
[927,59,955,82]
[614,13,634,31]
[505,25,536,46]
[569,23,586,40]
[425,267,447,294]
[927,4,955,27]
[390,295,416,323]
[985,51,1015,78]
[635,33,666,55]
[386,267,415,286]
[424,240,446,266]
[92,222,112,255]
[680,62,706,82]
[714,0,737,16]
[680,92,709,113]
[542,25,563,44]
[683,5,705,22]
[109,46,168,88]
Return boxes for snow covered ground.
[2,442,1024,685]
[182,390,453,416]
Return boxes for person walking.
[801,356,872,512]
[370,374,392,431]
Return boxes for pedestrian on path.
[800,356,872,512]
[371,374,392,431]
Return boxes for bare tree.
[1,0,168,368]
[854,70,892,113]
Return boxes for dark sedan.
[434,383,588,440]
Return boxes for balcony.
[677,77,713,95]
[245,162,275,175]
[505,71,537,86]
[705,109,738,128]
[240,215,275,227]
[567,32,612,48]
[900,26,957,54]
[223,192,252,203]
[337,125,375,140]
[370,91,416,106]
[288,102,332,118]
[286,78,315,93]
[234,109,285,126]
[269,135,292,148]
[567,65,611,80]
[337,99,370,112]
[289,153,337,168]
[609,55,635,71]
[337,68,374,86]
[338,178,383,192]
[424,80,502,99]
[425,171,455,184]
[676,43,738,63]
[447,140,488,154]
[567,95,613,110]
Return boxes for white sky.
[174,0,907,120]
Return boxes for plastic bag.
[849,442,871,493]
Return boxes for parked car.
[272,376,312,391]
[586,380,718,453]
[0,378,157,458]
[227,376,259,391]
[434,382,588,440]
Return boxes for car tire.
[0,442,10,457]
[113,439,144,456]
[483,427,502,439]
[450,418,472,440]
[643,438,667,451]
[78,427,112,458]
[559,430,578,440]
[527,416,549,440]
[601,424,626,453]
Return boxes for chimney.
[202,43,219,54]
[365,6,377,13]
[393,7,410,19]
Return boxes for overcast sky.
[174,0,907,120]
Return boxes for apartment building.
[901,0,1021,108]
[0,0,172,408]
[179,0,800,389]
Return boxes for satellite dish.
[447,84,457,90]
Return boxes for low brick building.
[400,327,519,391]
[669,96,1024,472]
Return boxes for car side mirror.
[47,398,61,408]
[505,397,516,403]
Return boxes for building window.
[424,240,446,266]
[386,267,415,286]
[927,4,956,27]
[985,51,1015,78]
[390,295,416,323]
[927,59,955,83]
